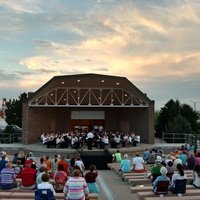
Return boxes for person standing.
[64,169,89,200]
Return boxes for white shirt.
[87,132,94,139]
[37,182,56,196]
[132,157,144,170]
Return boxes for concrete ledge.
[137,190,200,200]
[0,191,98,200]
[144,196,200,200]
[131,184,196,193]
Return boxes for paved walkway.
[98,170,137,200]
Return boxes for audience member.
[85,164,99,193]
[169,163,187,193]
[192,164,200,188]
[53,163,67,192]
[0,162,17,189]
[186,152,196,170]
[36,173,56,198]
[44,155,53,174]
[63,169,89,200]
[36,166,47,186]
[12,153,18,164]
[17,151,26,165]
[14,160,23,178]
[57,156,69,175]
[152,166,170,193]
[21,160,37,189]
[0,154,8,173]
[132,152,145,173]
[75,154,85,174]
[119,154,131,173]
[113,150,122,163]
[150,156,162,182]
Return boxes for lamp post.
[193,101,200,111]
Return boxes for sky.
[0,0,200,111]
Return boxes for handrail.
[0,132,21,144]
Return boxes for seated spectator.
[192,164,200,188]
[152,167,170,193]
[186,152,196,170]
[85,164,99,193]
[150,156,162,182]
[36,173,56,199]
[178,151,187,168]
[37,157,47,173]
[57,156,69,175]
[166,160,174,180]
[119,154,131,173]
[63,169,89,200]
[53,163,67,192]
[173,156,183,168]
[0,162,17,189]
[146,150,155,164]
[21,160,37,189]
[36,166,47,186]
[75,154,85,174]
[44,155,53,174]
[113,150,122,163]
[169,163,187,194]
[12,153,18,164]
[143,149,150,164]
[0,154,8,173]
[14,160,23,178]
[132,152,145,173]
[17,151,26,166]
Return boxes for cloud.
[0,0,43,14]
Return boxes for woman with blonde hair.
[17,151,26,165]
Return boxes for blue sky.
[0,0,200,110]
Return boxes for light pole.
[193,101,200,111]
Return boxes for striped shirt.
[64,176,89,200]
[0,168,16,185]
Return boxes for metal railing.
[0,133,22,144]
[162,132,200,148]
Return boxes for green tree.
[5,92,28,127]
[155,99,200,137]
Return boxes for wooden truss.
[29,87,148,107]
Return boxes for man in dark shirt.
[0,155,8,173]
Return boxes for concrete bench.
[0,191,98,200]
[131,184,196,193]
[144,196,200,200]
[121,171,192,181]
[128,177,192,186]
[137,189,200,200]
